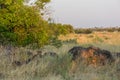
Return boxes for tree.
[0,0,74,47]
[0,0,51,47]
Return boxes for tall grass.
[0,41,120,80]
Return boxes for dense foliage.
[0,0,74,47]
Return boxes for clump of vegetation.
[0,0,74,47]
[49,37,63,48]
[0,0,50,47]
[93,36,104,43]
[75,28,93,34]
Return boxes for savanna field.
[0,0,120,80]
[0,31,120,80]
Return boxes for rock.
[68,46,114,66]
[68,46,86,60]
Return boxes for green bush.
[75,29,93,34]
[0,0,51,47]
[0,0,75,47]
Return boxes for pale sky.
[49,0,120,28]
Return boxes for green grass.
[0,41,120,80]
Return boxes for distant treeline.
[74,27,120,34]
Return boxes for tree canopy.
[0,0,74,47]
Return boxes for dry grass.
[59,31,120,45]
[0,31,120,80]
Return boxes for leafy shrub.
[0,0,51,47]
[0,0,74,47]
[75,29,93,34]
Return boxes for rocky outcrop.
[68,46,114,66]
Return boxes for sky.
[49,0,120,28]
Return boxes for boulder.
[68,46,114,66]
